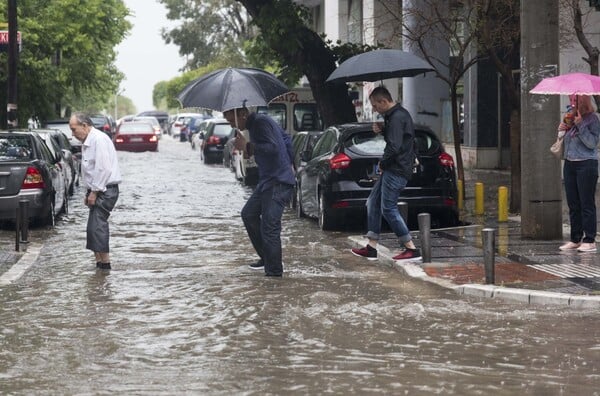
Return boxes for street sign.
[0,30,22,52]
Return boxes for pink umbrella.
[529,72,600,95]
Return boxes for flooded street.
[1,137,599,394]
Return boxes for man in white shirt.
[69,112,122,271]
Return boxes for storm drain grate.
[527,264,600,278]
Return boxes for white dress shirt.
[81,128,122,192]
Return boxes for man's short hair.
[369,86,393,102]
[71,111,93,126]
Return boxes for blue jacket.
[246,113,295,191]
[564,113,600,161]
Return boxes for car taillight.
[22,166,45,189]
[207,135,221,144]
[115,136,124,143]
[438,152,455,167]
[149,135,158,142]
[329,153,351,169]
[103,124,111,132]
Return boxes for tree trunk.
[509,108,521,213]
[238,0,356,126]
[450,86,465,187]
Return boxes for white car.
[232,129,258,186]
[169,112,203,137]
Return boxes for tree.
[477,0,521,213]
[391,1,482,188]
[0,0,130,126]
[560,0,600,108]
[159,0,252,71]
[237,0,356,126]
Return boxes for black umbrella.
[326,49,434,83]
[177,67,290,112]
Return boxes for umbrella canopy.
[326,49,434,83]
[529,72,600,96]
[177,67,289,112]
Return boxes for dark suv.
[295,123,459,230]
[200,119,234,164]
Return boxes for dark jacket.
[380,103,416,180]
[246,113,295,192]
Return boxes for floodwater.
[0,137,599,395]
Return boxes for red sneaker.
[351,245,378,260]
[392,248,422,262]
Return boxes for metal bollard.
[482,228,496,284]
[474,182,484,215]
[15,205,21,252]
[418,213,431,263]
[398,201,408,222]
[19,200,29,243]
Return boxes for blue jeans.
[365,171,412,243]
[563,159,598,243]
[241,183,293,275]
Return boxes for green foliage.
[0,0,131,126]
[159,0,251,71]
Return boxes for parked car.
[90,114,115,139]
[200,119,235,164]
[290,130,323,208]
[133,116,162,139]
[0,130,68,225]
[295,123,459,231]
[34,128,79,196]
[137,110,169,134]
[222,128,238,171]
[186,115,212,146]
[43,119,82,165]
[169,112,203,137]
[113,121,159,152]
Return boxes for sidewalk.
[349,168,600,308]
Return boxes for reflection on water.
[0,138,598,394]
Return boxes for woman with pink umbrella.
[557,94,600,252]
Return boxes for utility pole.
[520,0,562,239]
[6,0,18,128]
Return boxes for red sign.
[0,30,21,44]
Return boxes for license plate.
[130,137,143,142]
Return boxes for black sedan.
[295,123,459,231]
[0,131,68,226]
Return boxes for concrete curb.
[0,243,42,286]
[348,236,600,308]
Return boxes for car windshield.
[345,132,385,154]
[119,123,153,134]
[0,136,32,160]
[90,117,107,126]
[213,124,232,137]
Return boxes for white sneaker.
[577,243,597,252]
[559,241,581,251]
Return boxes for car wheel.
[318,191,335,231]
[42,199,56,227]
[296,183,306,218]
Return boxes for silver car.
[0,131,67,225]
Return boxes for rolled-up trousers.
[86,185,119,253]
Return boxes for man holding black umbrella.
[351,86,422,262]
[223,107,295,277]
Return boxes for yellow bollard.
[457,179,464,210]
[498,186,508,222]
[474,182,484,215]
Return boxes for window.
[311,130,337,158]
[257,104,287,131]
[293,104,323,131]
